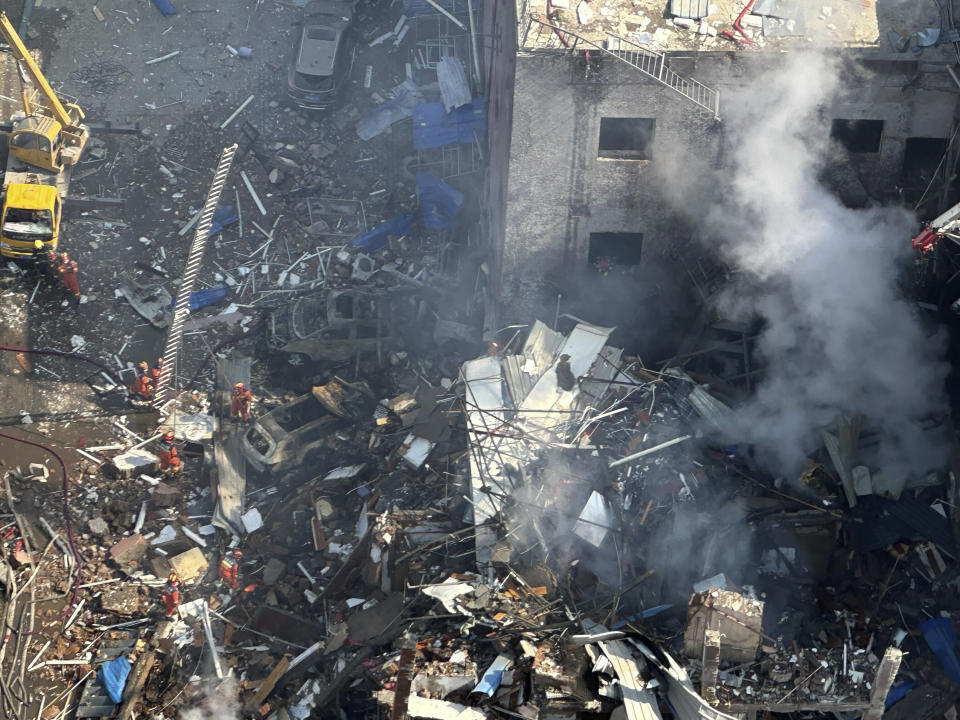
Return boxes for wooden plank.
[245,657,290,712]
[115,652,155,720]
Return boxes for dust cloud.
[684,52,948,478]
[180,676,240,720]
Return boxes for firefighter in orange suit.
[219,549,242,590]
[129,362,154,402]
[230,382,253,422]
[163,573,180,616]
[158,431,181,475]
[56,253,80,303]
[151,357,164,384]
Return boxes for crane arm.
[912,200,960,253]
[0,11,72,127]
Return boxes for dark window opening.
[306,27,337,41]
[598,118,655,160]
[831,119,883,153]
[902,137,953,208]
[588,232,643,266]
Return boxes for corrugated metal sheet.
[885,495,956,557]
[583,622,663,720]
[463,356,509,564]
[634,643,739,720]
[581,345,625,406]
[501,354,534,408]
[463,322,623,566]
[670,0,710,19]
[521,320,564,378]
[520,323,613,442]
[686,386,734,433]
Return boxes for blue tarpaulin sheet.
[210,206,238,237]
[413,98,486,150]
[920,617,960,685]
[417,172,463,230]
[98,657,130,704]
[352,213,414,252]
[171,286,229,312]
[152,0,178,14]
[885,680,917,708]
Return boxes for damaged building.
[0,0,960,719]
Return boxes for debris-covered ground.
[1,1,960,720]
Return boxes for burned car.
[241,392,339,472]
[287,1,356,110]
[267,285,430,362]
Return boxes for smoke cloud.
[702,52,949,477]
[180,676,240,720]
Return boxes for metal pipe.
[608,435,692,468]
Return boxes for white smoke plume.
[703,52,950,477]
[180,676,240,720]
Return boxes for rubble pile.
[1,0,960,719]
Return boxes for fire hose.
[721,0,756,44]
[0,432,83,618]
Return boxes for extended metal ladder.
[154,144,238,408]
[525,16,720,119]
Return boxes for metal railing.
[523,16,720,119]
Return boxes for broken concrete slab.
[109,534,148,565]
[151,482,181,508]
[112,450,160,479]
[684,590,764,663]
[262,558,286,586]
[347,592,405,644]
[168,547,209,582]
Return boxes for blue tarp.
[920,617,960,685]
[98,657,130,704]
[151,0,178,14]
[210,206,238,237]
[171,286,229,312]
[413,98,486,150]
[885,680,918,708]
[352,213,414,252]
[417,172,463,230]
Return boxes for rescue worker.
[158,431,181,476]
[218,549,242,590]
[151,357,164,384]
[230,382,253,423]
[31,240,55,277]
[162,573,180,617]
[129,362,154,403]
[55,253,80,304]
[555,354,576,392]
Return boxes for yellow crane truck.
[0,11,87,260]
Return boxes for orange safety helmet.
[232,549,243,558]
[163,431,174,442]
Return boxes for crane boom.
[0,11,76,127]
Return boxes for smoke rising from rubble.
[702,52,949,477]
[179,677,240,720]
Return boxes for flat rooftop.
[517,0,948,54]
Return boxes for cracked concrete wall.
[502,53,718,325]
[500,52,958,326]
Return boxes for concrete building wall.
[502,53,718,326]
[500,50,959,331]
